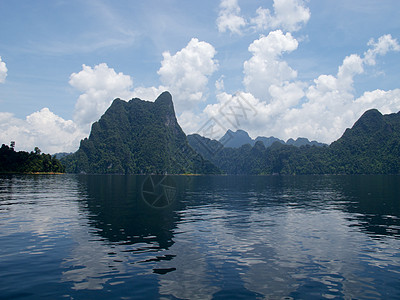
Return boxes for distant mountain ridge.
[219,129,326,148]
[62,92,218,174]
[188,109,400,175]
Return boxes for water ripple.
[1,174,400,299]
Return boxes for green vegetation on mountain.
[328,109,400,174]
[188,109,400,175]
[218,129,326,148]
[0,144,65,174]
[62,92,219,174]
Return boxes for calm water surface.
[0,174,399,299]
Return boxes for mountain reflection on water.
[80,175,183,249]
[0,174,399,299]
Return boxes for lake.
[0,174,399,299]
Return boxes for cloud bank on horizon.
[0,0,400,153]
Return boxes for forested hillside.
[0,144,65,173]
[62,92,219,174]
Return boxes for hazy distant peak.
[219,129,324,148]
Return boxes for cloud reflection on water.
[3,175,398,298]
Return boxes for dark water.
[0,175,400,299]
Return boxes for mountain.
[188,109,400,175]
[187,134,224,163]
[328,109,400,174]
[286,137,325,147]
[62,92,219,174]
[219,129,254,148]
[53,152,73,159]
[218,129,325,148]
[254,136,285,147]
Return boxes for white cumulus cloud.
[250,0,310,32]
[216,0,310,35]
[0,109,85,153]
[69,63,134,127]
[243,30,299,101]
[131,86,167,102]
[216,0,247,34]
[132,38,218,115]
[364,34,400,66]
[0,56,7,83]
[157,38,218,111]
[202,34,400,144]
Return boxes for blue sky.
[1,0,400,153]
